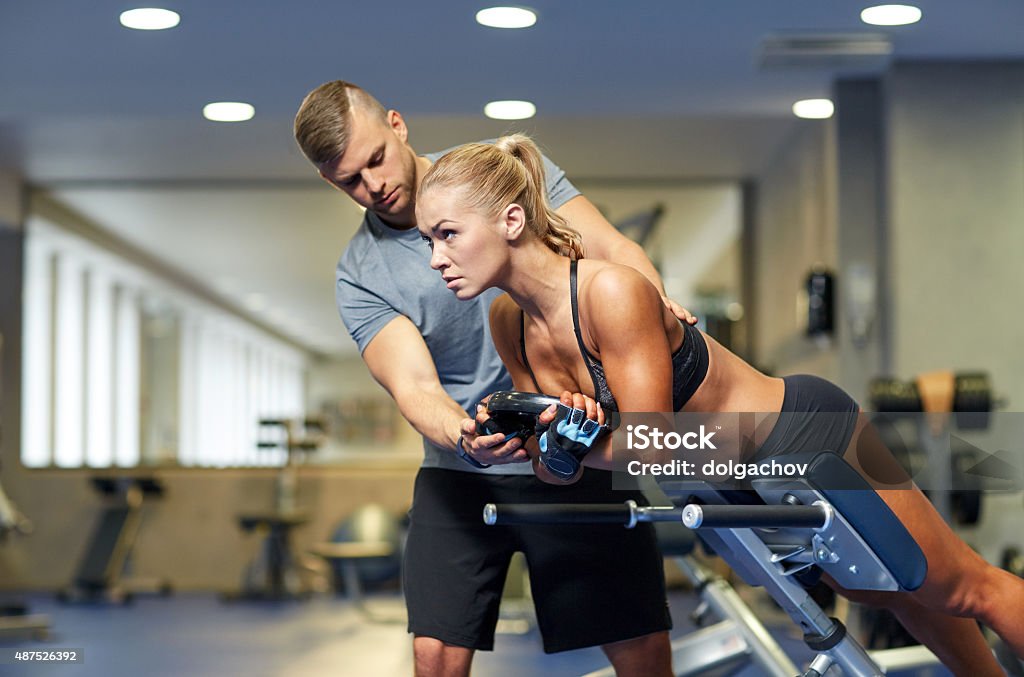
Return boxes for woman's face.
[416,187,512,300]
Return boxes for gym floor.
[1,587,954,677]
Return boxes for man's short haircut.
[293,80,388,168]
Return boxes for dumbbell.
[476,391,561,441]
[868,372,994,430]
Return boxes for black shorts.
[756,374,860,459]
[403,467,672,653]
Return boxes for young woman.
[415,134,1024,675]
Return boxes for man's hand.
[459,406,530,465]
[663,296,698,325]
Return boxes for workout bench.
[485,451,943,677]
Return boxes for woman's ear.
[503,203,527,240]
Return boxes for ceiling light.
[119,8,180,30]
[476,7,537,29]
[792,99,834,119]
[484,100,536,120]
[203,102,255,122]
[860,5,922,26]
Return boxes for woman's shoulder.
[488,292,521,331]
[576,260,664,349]
[578,259,660,304]
[488,293,529,370]
[490,290,519,314]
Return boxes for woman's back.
[495,257,785,417]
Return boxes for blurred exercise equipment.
[225,416,325,602]
[0,471,51,640]
[309,504,405,623]
[57,477,173,604]
[869,370,1003,525]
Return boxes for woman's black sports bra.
[519,259,709,414]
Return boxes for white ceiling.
[4,1,1024,356]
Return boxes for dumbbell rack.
[869,371,999,525]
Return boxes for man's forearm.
[391,386,468,452]
[359,317,473,454]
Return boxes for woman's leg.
[830,580,1003,677]
[879,486,1024,658]
[846,418,1024,662]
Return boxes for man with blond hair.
[294,80,692,677]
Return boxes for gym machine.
[476,391,1009,677]
[486,451,947,677]
[307,504,405,623]
[225,416,324,602]
[869,370,1004,526]
[0,473,50,639]
[0,334,50,636]
[483,392,798,677]
[57,477,173,604]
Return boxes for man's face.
[319,107,420,226]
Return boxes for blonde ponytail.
[420,135,585,259]
[494,135,584,259]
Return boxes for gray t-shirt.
[336,143,580,473]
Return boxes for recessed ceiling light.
[203,102,255,122]
[484,100,536,120]
[792,99,834,119]
[476,7,537,29]
[119,8,180,30]
[860,4,922,26]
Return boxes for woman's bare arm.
[577,263,677,469]
[489,294,592,483]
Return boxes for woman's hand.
[535,391,606,428]
[532,391,607,483]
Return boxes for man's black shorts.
[403,467,672,653]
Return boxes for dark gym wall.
[751,118,840,382]
[0,172,25,481]
[885,61,1024,564]
[0,172,29,586]
[885,61,1024,407]
[753,59,1024,409]
[0,172,25,468]
[751,60,1024,564]
[834,78,890,398]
